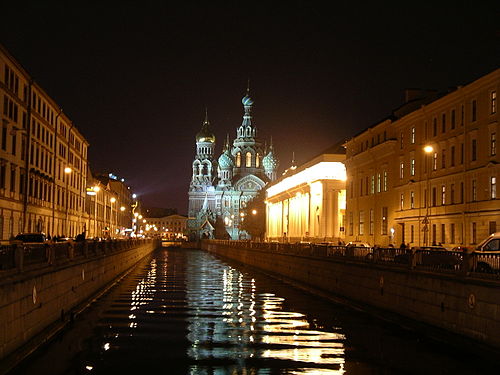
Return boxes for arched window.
[236,152,241,167]
[256,153,260,168]
[246,152,252,167]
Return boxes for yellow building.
[345,68,500,248]
[145,214,188,239]
[0,44,89,241]
[265,146,346,243]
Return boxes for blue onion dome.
[242,94,254,107]
[218,149,234,168]
[263,150,278,170]
[196,119,215,143]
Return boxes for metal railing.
[0,239,155,273]
[207,240,500,279]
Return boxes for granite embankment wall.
[203,240,500,350]
[0,239,157,366]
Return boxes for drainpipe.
[52,108,63,236]
[22,79,33,233]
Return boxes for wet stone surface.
[13,248,500,374]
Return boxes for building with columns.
[0,44,89,242]
[265,144,346,243]
[344,68,499,248]
[188,91,279,240]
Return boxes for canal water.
[13,248,499,374]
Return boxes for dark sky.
[1,2,498,214]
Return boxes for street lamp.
[64,167,72,237]
[423,145,434,246]
[110,197,116,238]
[93,186,101,238]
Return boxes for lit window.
[472,180,477,202]
[410,191,415,209]
[441,185,446,205]
[400,193,404,210]
[383,171,387,192]
[433,152,437,171]
[246,152,252,167]
[411,127,415,144]
[377,173,381,193]
[491,133,496,156]
[491,177,497,199]
[370,175,374,194]
[236,152,241,167]
[369,209,374,235]
[400,162,404,179]
[256,153,260,167]
[410,159,415,176]
[359,211,364,235]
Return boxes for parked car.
[12,233,47,244]
[394,246,460,268]
[346,240,371,248]
[472,233,500,272]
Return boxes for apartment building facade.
[345,68,499,248]
[0,44,89,242]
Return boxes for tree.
[240,189,266,241]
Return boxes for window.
[432,187,437,206]
[1,124,6,150]
[472,100,477,122]
[256,153,260,168]
[460,182,464,203]
[236,152,241,167]
[442,113,446,133]
[383,171,388,191]
[491,176,496,199]
[491,133,496,156]
[492,91,497,114]
[246,152,252,167]
[472,222,477,244]
[410,225,414,243]
[381,207,388,235]
[460,143,464,164]
[359,211,364,235]
[472,180,477,201]
[349,212,353,236]
[400,162,404,179]
[377,173,381,193]
[489,221,497,235]
[370,175,374,194]
[411,127,415,144]
[441,150,446,169]
[451,109,456,129]
[400,132,403,149]
[471,139,477,161]
[461,104,464,126]
[451,184,455,204]
[433,118,437,136]
[410,191,415,208]
[432,224,437,245]
[10,167,15,192]
[0,163,5,189]
[433,152,437,170]
[369,209,374,235]
[451,146,455,166]
[410,159,415,176]
[441,185,446,205]
[441,223,446,244]
[400,193,404,210]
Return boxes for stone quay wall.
[0,239,157,367]
[203,240,500,350]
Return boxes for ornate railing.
[0,239,155,273]
[207,240,500,279]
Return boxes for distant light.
[120,206,125,211]
[64,167,72,174]
[252,209,257,215]
[108,173,118,180]
[110,197,116,203]
[132,194,137,199]
[121,178,125,182]
[424,145,434,153]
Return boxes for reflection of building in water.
[185,254,346,374]
[266,144,347,243]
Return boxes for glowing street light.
[423,145,434,246]
[64,167,72,236]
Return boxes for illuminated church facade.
[188,91,279,240]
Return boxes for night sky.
[1,2,498,214]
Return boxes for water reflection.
[12,248,500,375]
[186,254,346,374]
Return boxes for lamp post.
[120,206,125,237]
[93,186,101,238]
[423,145,434,246]
[110,197,116,238]
[64,167,72,237]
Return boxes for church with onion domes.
[188,90,279,240]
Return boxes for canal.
[12,248,499,374]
